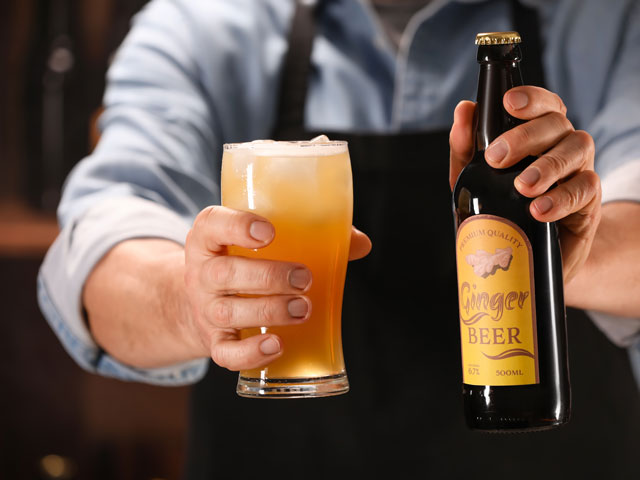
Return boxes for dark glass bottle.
[452,32,570,432]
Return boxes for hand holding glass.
[221,139,353,398]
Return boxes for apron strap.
[511,1,546,88]
[273,0,320,139]
[273,0,547,138]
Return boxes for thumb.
[449,100,476,190]
[348,226,372,261]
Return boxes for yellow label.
[456,215,539,386]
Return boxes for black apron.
[185,2,640,478]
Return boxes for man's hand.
[449,86,602,283]
[183,206,371,371]
[84,207,370,372]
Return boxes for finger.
[186,206,275,259]
[548,172,601,282]
[202,255,312,295]
[514,130,595,198]
[205,295,311,329]
[449,100,477,190]
[349,226,372,260]
[485,112,574,168]
[210,332,284,371]
[503,86,568,120]
[528,170,601,223]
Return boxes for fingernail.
[249,221,274,242]
[517,167,541,186]
[533,196,553,214]
[259,336,281,355]
[289,268,311,290]
[507,91,529,110]
[485,140,508,164]
[287,297,309,318]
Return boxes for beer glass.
[221,138,353,398]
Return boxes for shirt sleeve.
[38,197,208,385]
[37,0,230,385]
[546,0,640,186]
[38,0,294,385]
[586,1,640,204]
[585,2,640,350]
[543,1,640,350]
[36,0,301,385]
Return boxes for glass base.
[470,421,567,434]
[236,372,349,399]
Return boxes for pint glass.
[221,139,353,398]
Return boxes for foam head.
[223,136,348,157]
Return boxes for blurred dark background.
[1,0,154,211]
[1,1,191,478]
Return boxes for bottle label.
[456,214,539,386]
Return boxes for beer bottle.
[452,32,570,432]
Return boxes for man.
[39,0,640,477]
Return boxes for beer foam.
[224,136,347,157]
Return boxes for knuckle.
[211,297,234,328]
[539,151,566,176]
[507,124,532,150]
[548,111,573,133]
[563,187,582,212]
[210,345,232,370]
[553,93,567,115]
[583,169,601,193]
[563,174,599,212]
[257,262,282,290]
[574,130,595,159]
[257,298,276,325]
[193,205,217,231]
[208,256,236,290]
[204,204,223,223]
[225,209,246,239]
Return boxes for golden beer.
[221,139,353,397]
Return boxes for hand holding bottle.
[449,86,602,282]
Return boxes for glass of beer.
[221,137,353,398]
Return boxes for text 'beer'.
[452,31,570,432]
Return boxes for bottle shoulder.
[453,153,531,228]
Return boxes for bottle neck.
[475,49,524,152]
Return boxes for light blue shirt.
[38,0,640,386]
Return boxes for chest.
[307,0,528,131]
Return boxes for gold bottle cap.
[475,31,521,45]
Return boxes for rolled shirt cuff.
[600,158,640,205]
[37,195,209,386]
